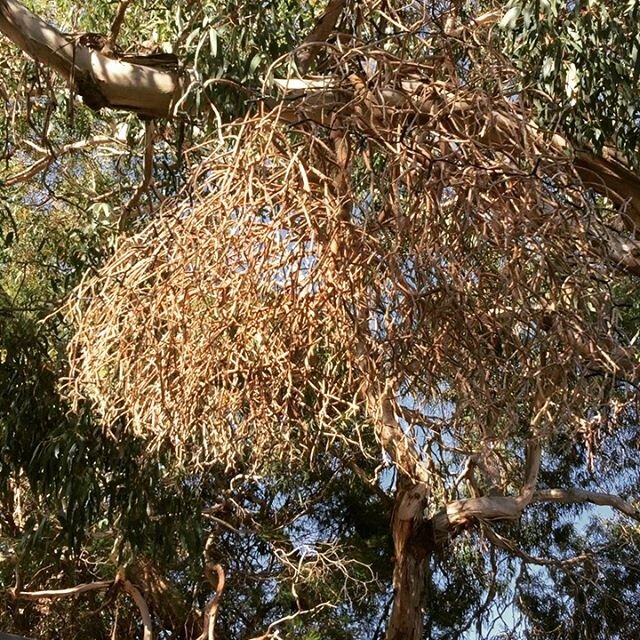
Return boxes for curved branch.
[122,577,153,640]
[431,483,640,549]
[432,439,541,542]
[531,488,640,522]
[483,523,604,568]
[4,136,123,187]
[248,602,336,640]
[197,564,225,640]
[445,10,501,38]
[0,0,180,118]
[11,568,154,640]
[11,580,113,600]
[272,78,640,226]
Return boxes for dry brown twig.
[67,0,639,534]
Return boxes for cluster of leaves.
[171,0,319,121]
[500,0,640,167]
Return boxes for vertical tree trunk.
[385,481,432,640]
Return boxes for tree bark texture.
[386,481,431,640]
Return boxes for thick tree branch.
[377,380,431,640]
[531,488,640,522]
[445,10,501,38]
[273,78,640,226]
[431,482,640,549]
[432,439,541,541]
[121,575,153,640]
[377,381,430,484]
[0,0,180,118]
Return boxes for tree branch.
[121,575,153,640]
[272,78,640,226]
[4,135,123,187]
[482,523,602,568]
[0,0,180,118]
[108,0,131,46]
[432,439,541,541]
[11,580,113,600]
[531,488,640,522]
[295,0,346,73]
[11,568,154,640]
[248,602,336,640]
[197,564,225,640]
[121,118,155,227]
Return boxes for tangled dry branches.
[67,11,638,482]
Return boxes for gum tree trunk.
[386,481,432,640]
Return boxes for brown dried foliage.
[67,14,638,481]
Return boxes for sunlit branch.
[0,0,181,118]
[121,574,153,640]
[197,564,225,640]
[11,568,153,639]
[531,488,640,522]
[11,580,113,600]
[248,602,337,640]
[5,136,123,187]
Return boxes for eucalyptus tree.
[1,1,640,639]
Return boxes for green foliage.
[501,0,640,167]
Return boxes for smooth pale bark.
[12,571,154,640]
[11,580,113,600]
[122,577,154,640]
[531,488,640,521]
[0,0,180,118]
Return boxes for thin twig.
[5,136,121,186]
[121,119,155,228]
[248,602,336,640]
[109,0,132,47]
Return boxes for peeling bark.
[373,384,433,640]
[386,481,431,640]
